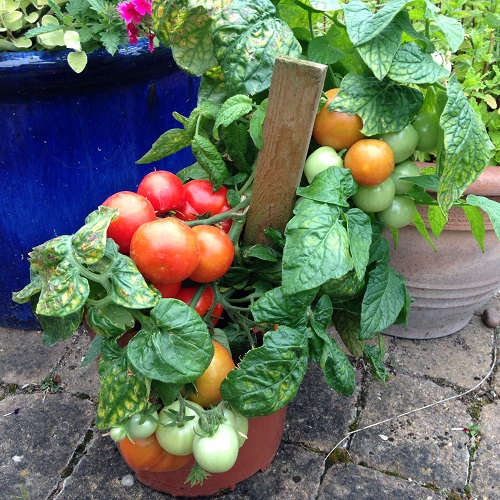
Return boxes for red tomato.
[189,225,234,283]
[184,180,229,216]
[118,434,192,472]
[175,199,198,222]
[152,281,182,298]
[218,201,233,233]
[102,191,156,254]
[130,218,200,283]
[175,286,223,326]
[137,170,186,214]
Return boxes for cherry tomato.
[312,88,365,151]
[303,146,344,183]
[344,139,395,186]
[102,191,156,254]
[184,180,229,216]
[376,195,416,228]
[379,124,419,163]
[192,424,239,473]
[412,112,440,153]
[152,281,182,298]
[351,177,395,213]
[188,340,236,408]
[175,286,223,326]
[127,411,159,439]
[130,218,200,283]
[217,201,233,233]
[189,225,234,283]
[118,434,191,472]
[137,170,186,214]
[390,160,420,195]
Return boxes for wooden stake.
[243,56,327,246]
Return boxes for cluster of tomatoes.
[102,171,246,474]
[102,172,235,322]
[305,88,439,229]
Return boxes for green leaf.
[331,73,423,135]
[427,204,447,239]
[223,122,252,173]
[220,327,309,417]
[251,286,317,330]
[295,165,357,207]
[211,0,302,95]
[136,127,193,164]
[320,336,356,396]
[343,0,409,47]
[191,134,229,190]
[249,98,267,150]
[67,50,87,73]
[12,273,42,304]
[213,94,253,131]
[37,309,83,347]
[355,21,402,80]
[360,260,406,339]
[108,255,160,309]
[387,43,449,84]
[80,334,103,367]
[332,305,365,357]
[462,205,486,251]
[344,208,372,279]
[363,342,389,381]
[319,270,365,304]
[283,200,353,294]
[410,209,436,251]
[466,195,500,242]
[435,14,464,52]
[127,299,213,384]
[151,379,183,407]
[307,35,344,65]
[86,304,135,338]
[437,76,494,215]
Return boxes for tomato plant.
[188,340,236,408]
[376,195,416,228]
[303,146,344,183]
[175,286,223,326]
[351,177,396,213]
[390,161,421,195]
[344,139,395,186]
[192,423,240,473]
[130,218,200,283]
[189,225,235,283]
[156,400,203,456]
[137,170,186,214]
[378,124,419,163]
[102,191,156,254]
[118,434,191,472]
[412,112,440,153]
[312,88,365,151]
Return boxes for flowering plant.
[0,0,155,72]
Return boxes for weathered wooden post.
[243,56,327,246]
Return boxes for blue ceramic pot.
[0,42,199,329]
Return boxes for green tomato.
[412,112,440,153]
[193,423,240,473]
[109,426,127,442]
[379,124,419,163]
[221,407,249,448]
[156,400,203,456]
[127,411,159,439]
[303,146,343,183]
[376,195,416,229]
[390,160,420,195]
[351,177,395,213]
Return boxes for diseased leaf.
[86,304,135,338]
[136,127,193,164]
[220,327,309,417]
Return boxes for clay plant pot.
[383,165,500,339]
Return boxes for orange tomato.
[312,89,365,151]
[343,139,395,186]
[188,340,236,408]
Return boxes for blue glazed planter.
[0,42,199,329]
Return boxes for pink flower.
[147,31,155,53]
[132,0,152,16]
[127,22,140,44]
[117,1,142,24]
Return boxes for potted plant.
[0,0,200,329]
[11,0,500,495]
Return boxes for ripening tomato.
[189,225,234,283]
[118,434,192,472]
[137,170,186,214]
[188,340,236,408]
[312,88,365,151]
[102,191,156,254]
[175,285,223,326]
[344,139,395,186]
[130,218,200,283]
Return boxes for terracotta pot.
[383,164,500,339]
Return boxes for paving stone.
[350,373,470,491]
[318,463,442,499]
[0,327,69,386]
[386,311,496,390]
[469,401,500,499]
[283,362,360,454]
[0,392,95,500]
